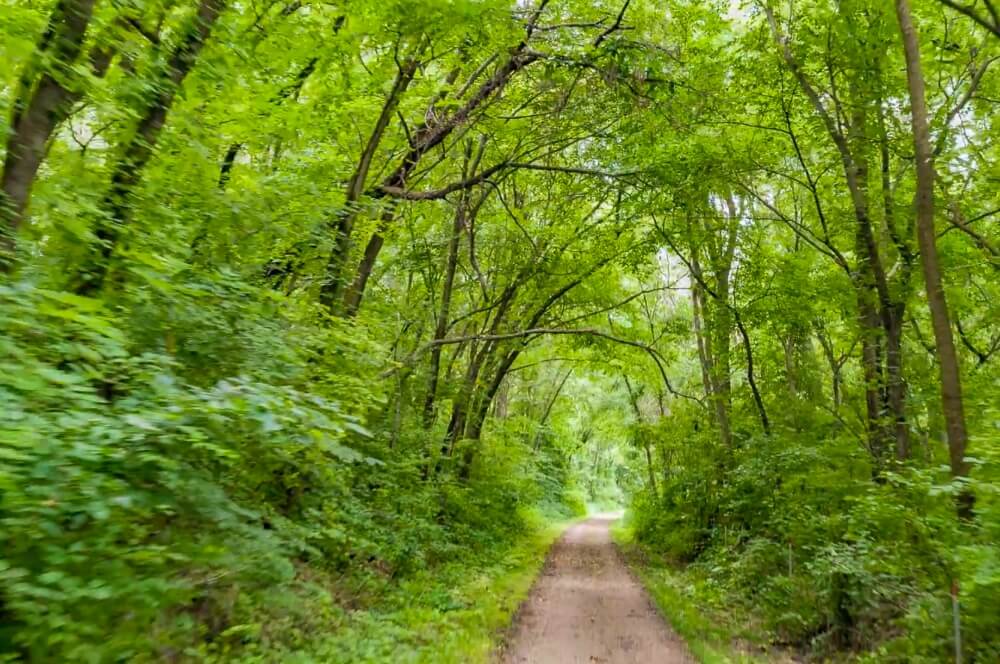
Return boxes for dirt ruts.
[500,514,694,664]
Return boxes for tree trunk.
[849,86,905,470]
[217,143,241,190]
[454,260,600,477]
[458,349,520,479]
[858,291,890,468]
[76,0,226,293]
[533,368,573,450]
[623,375,658,496]
[1,0,97,268]
[691,284,714,402]
[766,7,906,468]
[690,254,732,447]
[423,185,473,426]
[320,55,420,311]
[711,196,738,417]
[438,281,521,472]
[886,310,909,460]
[734,311,770,436]
[878,104,914,461]
[895,0,972,517]
[815,323,843,411]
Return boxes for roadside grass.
[219,510,573,664]
[612,520,773,664]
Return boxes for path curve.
[501,514,694,664]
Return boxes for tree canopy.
[1,0,998,660]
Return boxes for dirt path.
[501,514,694,664]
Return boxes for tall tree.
[895,0,972,515]
[1,0,98,268]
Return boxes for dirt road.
[501,514,694,664]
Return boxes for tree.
[895,0,972,516]
[2,0,999,660]
[1,0,100,268]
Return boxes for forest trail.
[501,514,694,664]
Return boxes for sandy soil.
[500,514,695,664]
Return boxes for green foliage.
[628,414,1000,661]
[3,0,1000,660]
[0,275,586,660]
[614,521,765,664]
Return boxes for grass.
[218,511,575,663]
[611,519,772,664]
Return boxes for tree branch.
[376,162,637,200]
[594,0,633,47]
[937,0,1000,39]
[417,326,701,404]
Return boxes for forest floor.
[500,514,695,664]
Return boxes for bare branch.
[956,318,990,365]
[934,54,1000,156]
[557,286,678,326]
[594,0,633,47]
[937,0,1000,39]
[456,54,498,99]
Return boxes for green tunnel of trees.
[1,0,998,661]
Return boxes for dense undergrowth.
[624,414,1000,663]
[4,0,1000,661]
[0,281,585,661]
[614,522,765,664]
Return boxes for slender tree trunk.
[389,368,409,450]
[458,350,519,479]
[848,93,903,469]
[341,207,393,315]
[337,50,540,314]
[843,121,895,469]
[816,324,843,411]
[858,291,890,468]
[495,378,509,418]
[1,0,97,268]
[691,285,714,402]
[465,349,518,441]
[690,254,732,447]
[533,368,573,450]
[76,0,226,294]
[623,375,658,496]
[713,197,738,415]
[878,106,914,461]
[320,55,420,311]
[423,193,471,425]
[683,227,766,437]
[886,311,909,459]
[734,311,770,435]
[896,0,972,517]
[217,143,241,190]
[438,282,521,472]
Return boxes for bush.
[0,279,586,661]
[629,418,1000,661]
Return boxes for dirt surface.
[501,514,695,664]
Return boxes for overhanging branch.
[377,162,638,200]
[386,326,702,406]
